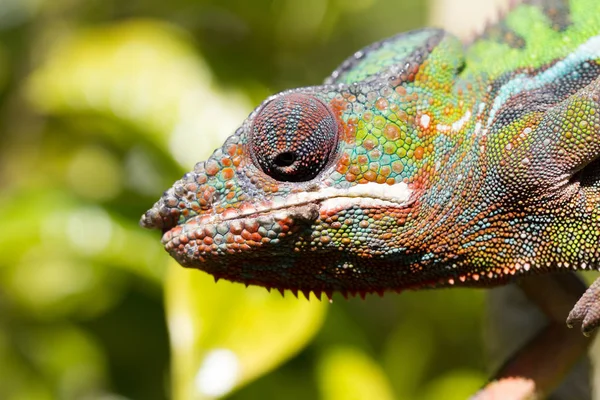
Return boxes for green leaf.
[316,346,395,400]
[0,323,107,400]
[27,19,251,168]
[421,370,487,400]
[0,189,166,318]
[166,261,327,399]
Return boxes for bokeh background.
[0,0,518,399]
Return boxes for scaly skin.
[143,0,600,395]
[144,0,600,302]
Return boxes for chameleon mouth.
[162,181,414,238]
[160,182,415,260]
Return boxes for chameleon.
[142,0,600,396]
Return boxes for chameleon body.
[143,0,600,334]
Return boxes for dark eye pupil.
[274,152,296,167]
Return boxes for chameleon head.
[143,25,600,296]
[140,74,446,296]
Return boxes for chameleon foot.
[567,277,600,336]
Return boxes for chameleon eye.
[250,93,338,182]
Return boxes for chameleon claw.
[566,277,600,336]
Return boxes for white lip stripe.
[217,182,414,222]
[283,181,413,207]
[320,196,403,212]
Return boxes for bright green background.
[0,1,489,399]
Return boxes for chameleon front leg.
[476,273,593,399]
[567,277,600,335]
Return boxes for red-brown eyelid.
[249,92,339,182]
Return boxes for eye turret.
[250,93,338,182]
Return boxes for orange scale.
[281,217,294,225]
[226,145,237,156]
[345,173,357,182]
[363,139,377,150]
[185,183,199,192]
[349,165,361,175]
[245,221,259,233]
[363,170,377,182]
[225,233,236,244]
[336,164,349,174]
[327,210,338,218]
[397,109,409,122]
[221,167,235,180]
[375,98,389,111]
[250,232,263,242]
[384,124,400,141]
[342,130,356,144]
[379,165,391,176]
[196,174,208,184]
[320,236,331,244]
[205,160,220,176]
[278,223,290,233]
[414,147,424,160]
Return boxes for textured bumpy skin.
[143,0,600,331]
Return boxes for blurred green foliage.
[0,0,488,399]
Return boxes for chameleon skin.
[143,0,600,328]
